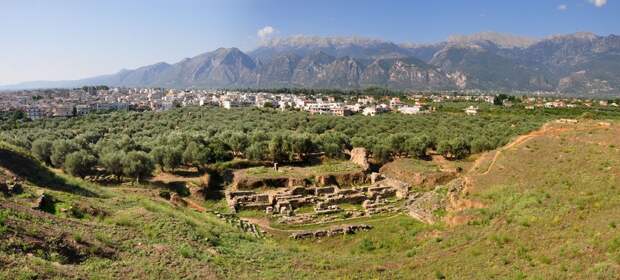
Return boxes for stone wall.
[289,224,373,239]
[233,171,368,190]
[315,171,368,187]
[211,211,264,238]
[349,147,370,171]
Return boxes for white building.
[398,105,424,115]
[362,106,377,116]
[357,96,375,105]
[75,105,91,115]
[52,105,74,117]
[464,106,478,116]
[305,102,349,116]
[222,100,239,109]
[345,104,362,113]
[389,97,402,109]
[25,107,43,120]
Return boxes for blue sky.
[0,0,618,85]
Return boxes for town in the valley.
[1,86,618,120]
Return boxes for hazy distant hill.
[3,32,620,97]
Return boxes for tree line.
[0,106,550,181]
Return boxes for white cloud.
[557,4,568,11]
[588,0,607,7]
[257,26,276,40]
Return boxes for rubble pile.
[405,179,464,224]
[0,178,23,196]
[212,211,264,238]
[289,224,373,239]
[362,197,400,215]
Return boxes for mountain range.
[3,32,620,97]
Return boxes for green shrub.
[0,209,9,235]
[178,244,197,258]
[358,238,376,252]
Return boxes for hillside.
[2,118,620,279]
[0,143,266,279]
[430,120,620,278]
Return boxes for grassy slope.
[0,142,375,279]
[239,120,620,279]
[2,120,620,279]
[445,121,620,279]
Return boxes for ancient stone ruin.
[211,211,264,238]
[349,147,370,171]
[289,224,373,240]
[406,178,465,224]
[225,156,463,234]
[227,173,411,225]
[232,170,368,190]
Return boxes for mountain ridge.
[2,32,620,97]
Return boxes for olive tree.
[246,142,269,161]
[162,147,182,171]
[437,137,471,160]
[405,135,432,159]
[183,141,209,169]
[268,134,288,163]
[122,151,154,182]
[227,133,249,157]
[100,151,125,181]
[64,150,96,178]
[371,142,392,164]
[50,140,79,168]
[31,139,53,165]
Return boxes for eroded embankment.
[232,170,368,190]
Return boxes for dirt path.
[445,121,613,225]
[479,133,537,175]
[151,172,207,184]
[430,154,456,172]
[443,122,577,226]
[456,126,551,199]
[470,123,565,176]
[183,198,207,212]
[473,122,609,176]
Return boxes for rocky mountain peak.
[4,32,619,97]
[447,31,539,48]
[552,32,598,40]
[261,35,389,48]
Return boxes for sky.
[0,0,618,85]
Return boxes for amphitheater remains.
[225,149,460,228]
